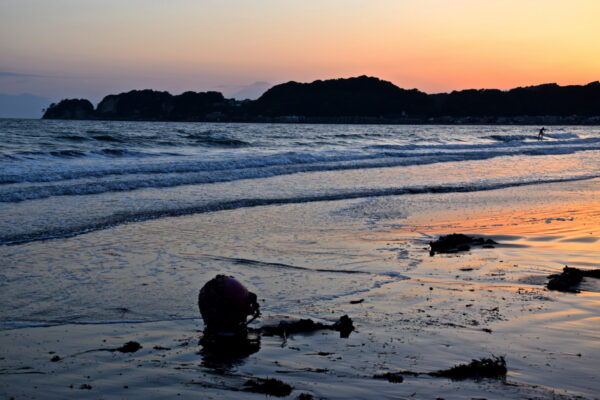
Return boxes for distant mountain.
[230,81,272,100]
[0,93,51,118]
[42,76,600,124]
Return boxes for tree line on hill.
[42,76,600,124]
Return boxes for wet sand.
[1,179,599,399]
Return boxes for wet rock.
[350,298,364,304]
[547,266,600,293]
[429,234,496,256]
[50,355,61,362]
[243,377,293,397]
[429,356,506,380]
[297,394,314,400]
[198,275,260,334]
[261,315,355,338]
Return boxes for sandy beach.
[2,177,599,399]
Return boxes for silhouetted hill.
[95,89,227,121]
[42,76,600,124]
[252,76,429,116]
[43,99,94,120]
[430,82,600,116]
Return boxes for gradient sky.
[1,0,599,102]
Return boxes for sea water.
[1,120,600,329]
[1,120,599,245]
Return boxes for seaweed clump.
[373,372,404,383]
[243,378,293,397]
[547,266,600,293]
[429,233,496,256]
[373,356,506,383]
[116,341,142,353]
[260,315,354,338]
[429,356,507,380]
[69,341,143,358]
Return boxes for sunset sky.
[1,0,599,102]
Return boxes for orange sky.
[1,0,599,100]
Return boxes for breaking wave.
[2,137,600,200]
[2,173,599,246]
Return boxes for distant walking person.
[537,127,546,140]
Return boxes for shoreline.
[37,116,600,125]
[5,116,600,125]
[3,174,600,247]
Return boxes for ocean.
[2,120,599,246]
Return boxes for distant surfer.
[537,127,546,140]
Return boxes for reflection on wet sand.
[199,332,261,369]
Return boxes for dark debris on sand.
[429,356,507,380]
[373,372,404,383]
[70,341,143,357]
[243,377,293,397]
[429,233,496,256]
[373,356,507,382]
[547,266,600,293]
[116,341,143,353]
[260,315,355,338]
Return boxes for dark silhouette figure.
[538,127,546,140]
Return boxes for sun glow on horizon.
[1,0,599,99]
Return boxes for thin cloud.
[0,71,45,78]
